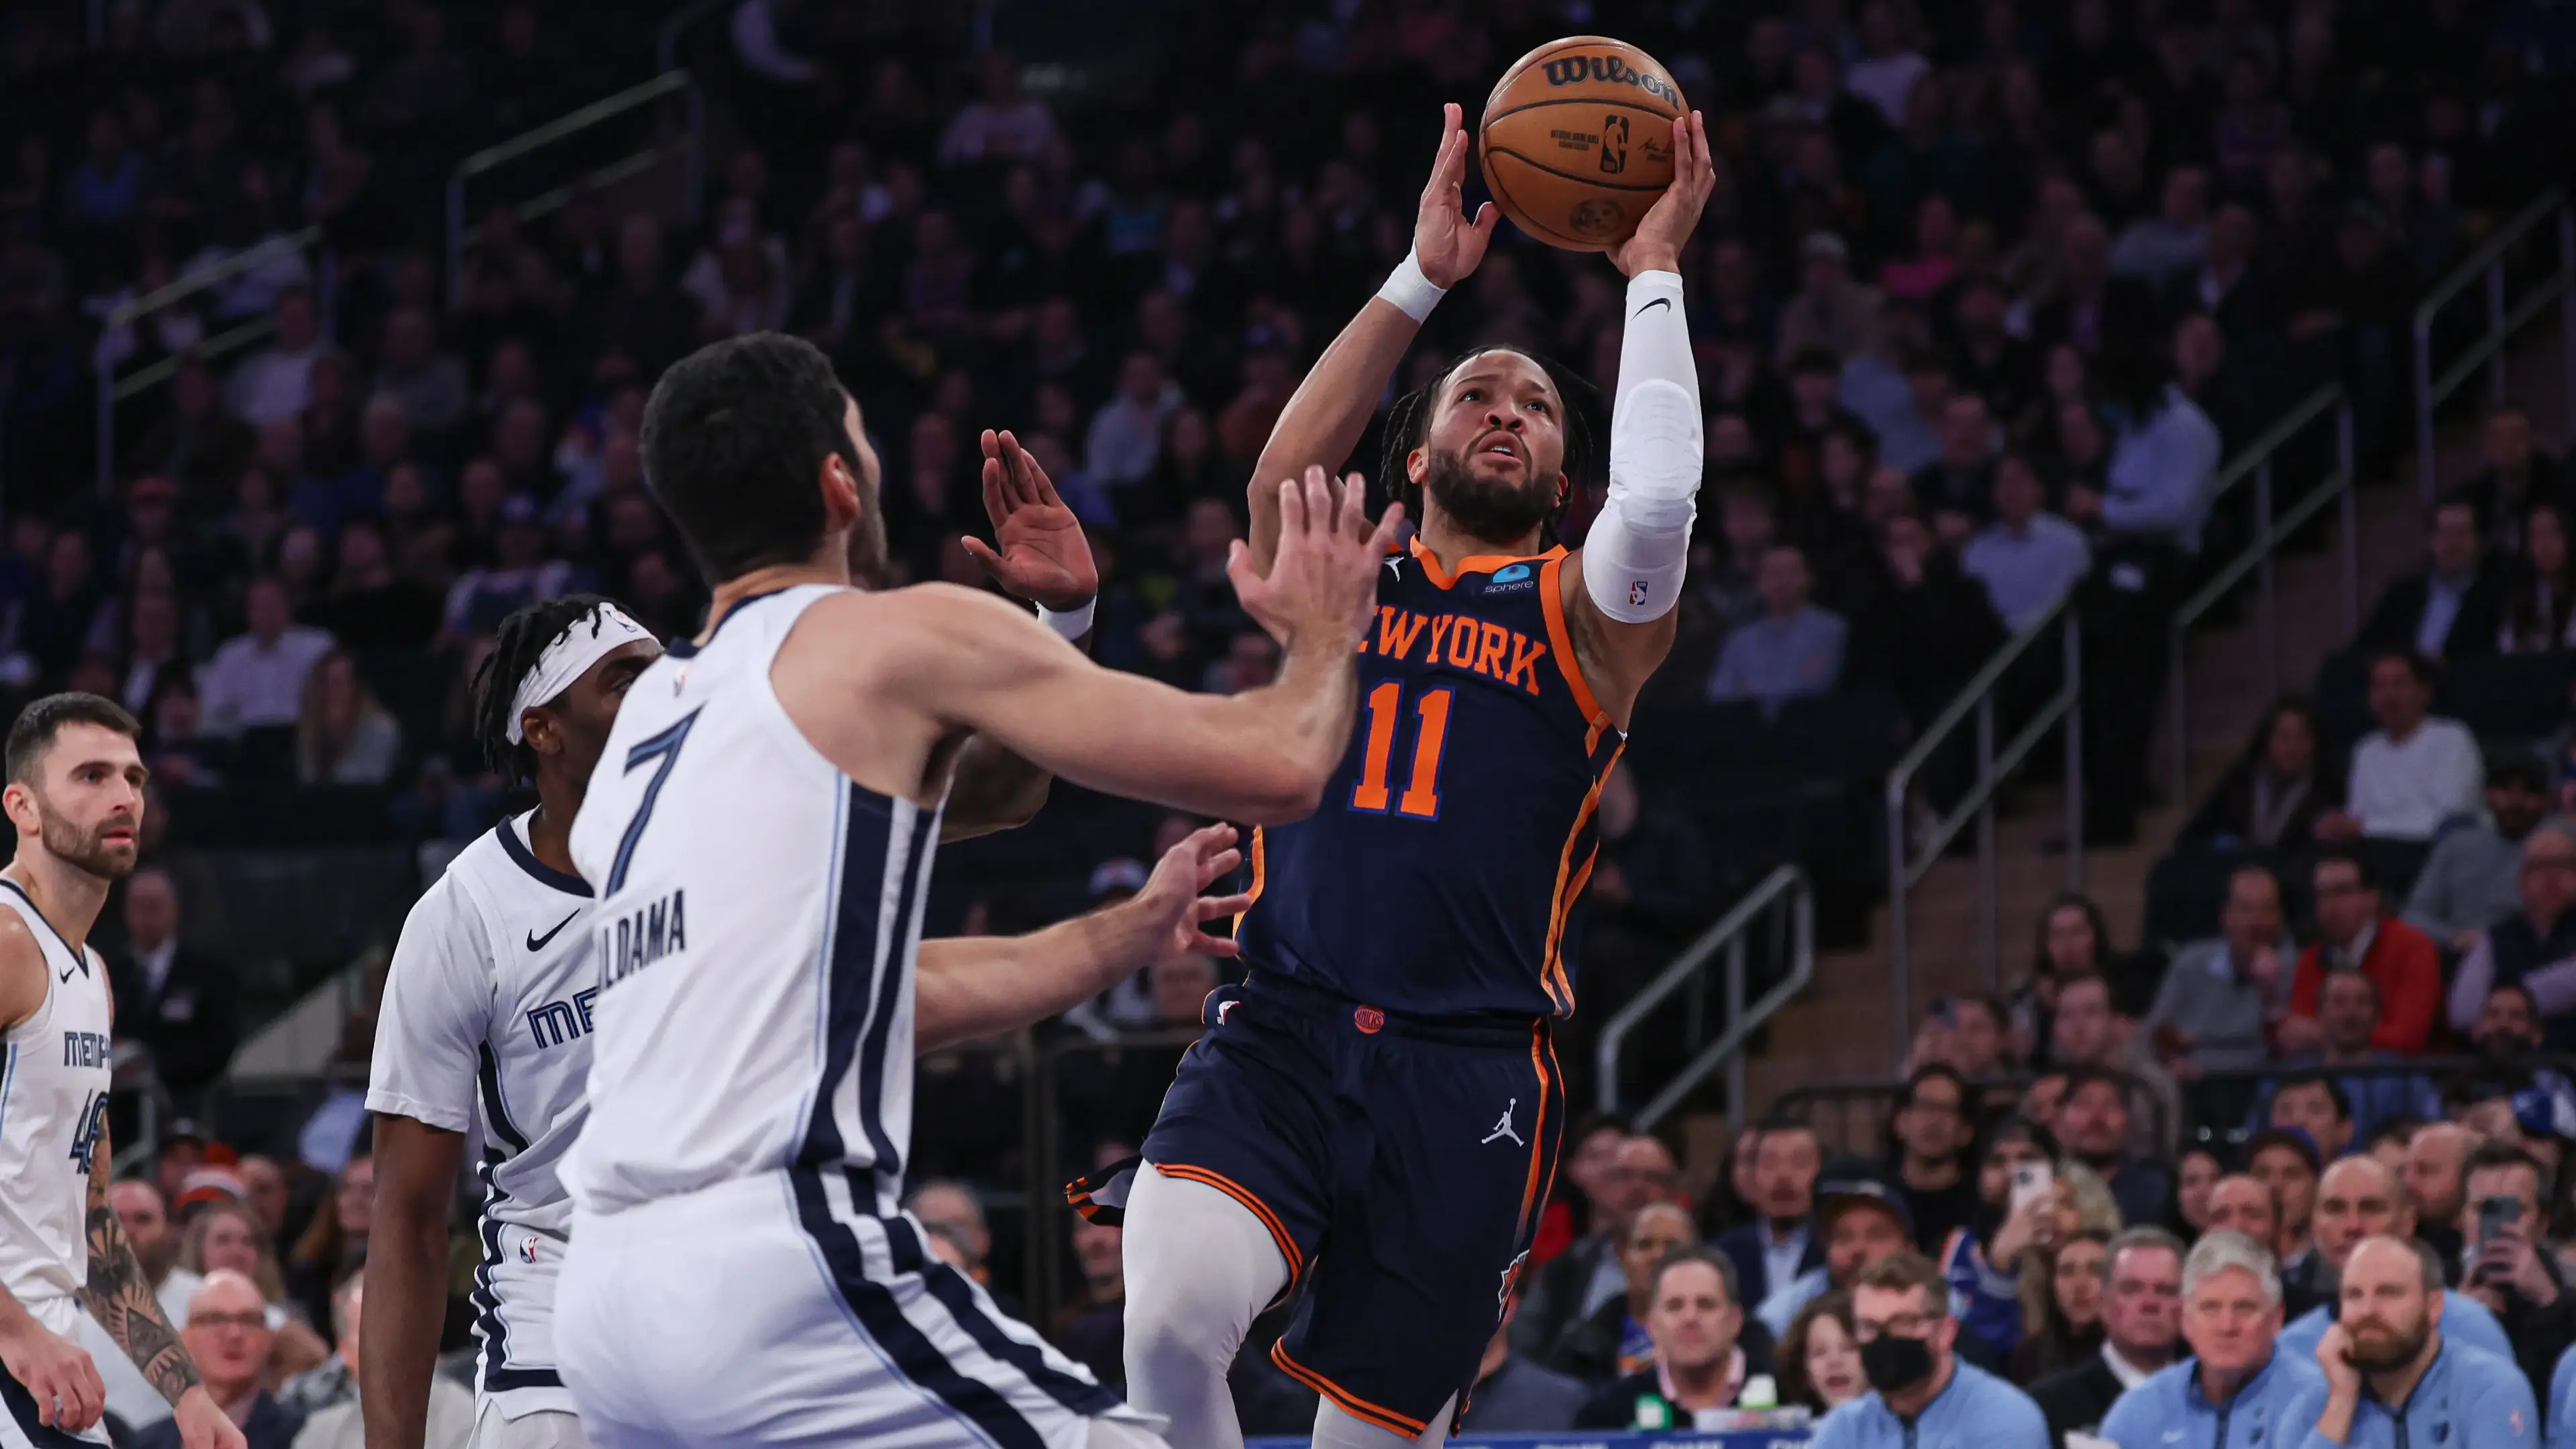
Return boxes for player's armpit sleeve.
[364,880,492,1134]
[1586,269,1701,624]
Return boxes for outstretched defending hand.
[1229,466,1404,649]
[1607,110,1717,279]
[1119,823,1255,970]
[962,429,1099,612]
[1415,102,1500,288]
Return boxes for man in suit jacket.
[1512,1134,1681,1358]
[2027,1228,2186,1446]
[1714,1120,1827,1309]
[109,866,240,1106]
[2356,499,2508,662]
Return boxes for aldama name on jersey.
[598,889,688,993]
[1360,606,1551,696]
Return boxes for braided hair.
[470,594,625,788]
[1377,344,1605,549]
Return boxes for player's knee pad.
[1587,377,1699,623]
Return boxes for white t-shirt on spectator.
[2346,716,2484,841]
[1083,384,1182,488]
[225,341,327,427]
[197,626,334,737]
[1962,515,2093,629]
[1846,51,1929,124]
[938,99,1055,166]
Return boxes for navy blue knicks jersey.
[1235,538,1624,1018]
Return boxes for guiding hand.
[1230,466,1405,650]
[1607,110,1717,278]
[1415,103,1500,289]
[0,1322,105,1433]
[961,429,1100,612]
[173,1384,248,1449]
[1122,824,1255,971]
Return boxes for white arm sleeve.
[1586,270,1702,623]
[365,876,496,1133]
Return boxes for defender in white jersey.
[550,333,1397,1449]
[0,695,241,1449]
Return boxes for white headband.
[506,603,654,743]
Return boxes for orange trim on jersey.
[1514,1024,1553,1243]
[1540,741,1625,1012]
[1232,826,1266,942]
[1406,537,1566,592]
[1536,556,1609,728]
[1270,1340,1430,1438]
[1152,1163,1303,1292]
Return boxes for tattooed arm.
[76,1118,195,1402]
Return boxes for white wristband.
[1376,250,1446,323]
[1038,597,1096,641]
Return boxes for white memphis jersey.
[366,812,595,1411]
[566,584,944,1219]
[0,879,111,1340]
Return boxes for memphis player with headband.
[0,694,244,1449]
[547,331,1393,1449]
[1088,103,1718,1449]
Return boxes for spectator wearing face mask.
[2275,1157,2511,1365]
[2100,1232,2327,1449]
[2303,1236,2536,1449]
[2027,1228,2186,1444]
[2448,820,2576,1049]
[2407,757,2555,954]
[1807,1252,2050,1449]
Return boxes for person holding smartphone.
[2459,1142,2574,1401]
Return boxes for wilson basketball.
[1479,37,1686,252]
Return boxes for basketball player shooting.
[545,332,1397,1449]
[1099,103,1716,1449]
[0,696,245,1449]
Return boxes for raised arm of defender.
[782,467,1399,824]
[1244,103,1495,572]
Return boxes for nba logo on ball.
[1353,1006,1385,1035]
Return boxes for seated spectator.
[198,575,334,739]
[1831,1252,2051,1443]
[2145,863,2294,1076]
[2286,850,2443,1055]
[441,496,575,641]
[294,651,401,786]
[2402,1122,2475,1275]
[372,306,467,435]
[2025,1228,2186,1444]
[2357,500,2506,662]
[2405,755,2552,953]
[2009,1226,2110,1385]
[1959,454,2090,630]
[2243,1128,2324,1294]
[2045,973,2182,1157]
[286,1271,472,1449]
[284,1157,370,1334]
[1051,1213,1124,1386]
[109,866,240,1104]
[1548,1201,1702,1384]
[2176,1146,2224,1237]
[2110,164,2212,283]
[1574,1248,1763,1430]
[2057,1067,2173,1228]
[1845,513,2006,722]
[1888,1067,1977,1253]
[1085,352,1183,491]
[2451,402,2567,557]
[2273,1156,2512,1364]
[2458,1142,2575,1393]
[2314,652,2483,844]
[2257,989,2440,1146]
[1514,1135,1680,1360]
[1779,1289,1865,1414]
[1458,1295,1589,1433]
[1756,1160,1917,1339]
[2498,503,2576,652]
[2313,1236,2540,1444]
[2468,984,2576,1140]
[225,289,328,427]
[1717,1120,1827,1309]
[1706,543,1845,710]
[907,1180,998,1295]
[2102,1231,2324,1449]
[133,1270,305,1449]
[2183,696,2343,851]
[1939,1118,2065,1358]
[1909,392,2000,541]
[1776,232,1882,370]
[2447,818,2576,1049]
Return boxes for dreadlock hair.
[471,594,625,789]
[1377,344,1605,549]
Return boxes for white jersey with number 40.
[0,879,111,1340]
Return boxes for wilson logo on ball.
[1540,54,1682,106]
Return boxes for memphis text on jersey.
[1362,606,1552,694]
[597,890,688,994]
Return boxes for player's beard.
[1419,445,1556,547]
[34,797,138,881]
[2345,1310,2430,1372]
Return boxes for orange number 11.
[1349,682,1454,819]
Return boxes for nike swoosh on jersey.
[1634,297,1672,315]
[527,912,580,952]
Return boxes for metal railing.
[1883,607,2084,1059]
[1595,865,1813,1131]
[2166,387,2358,802]
[91,227,331,494]
[446,70,706,307]
[657,0,734,72]
[2412,188,2576,503]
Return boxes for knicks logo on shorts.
[1498,1248,1531,1316]
[1353,1006,1385,1034]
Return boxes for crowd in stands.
[7,0,2576,1442]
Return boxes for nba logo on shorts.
[1353,1006,1385,1034]
[519,1237,539,1265]
[1628,580,1649,606]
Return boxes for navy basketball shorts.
[1140,971,1566,1438]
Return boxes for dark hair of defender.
[471,595,627,788]
[637,333,861,581]
[5,693,142,786]
[1378,344,1603,549]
